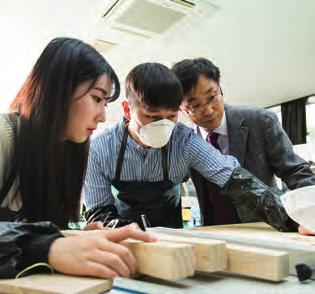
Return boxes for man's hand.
[298,225,315,235]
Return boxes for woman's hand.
[298,225,315,235]
[48,223,156,279]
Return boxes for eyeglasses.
[183,91,223,115]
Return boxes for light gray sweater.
[0,113,21,210]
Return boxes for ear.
[122,100,131,121]
[179,103,188,116]
[179,103,193,123]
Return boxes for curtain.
[281,98,307,145]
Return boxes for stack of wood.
[152,230,289,282]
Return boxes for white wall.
[0,0,103,111]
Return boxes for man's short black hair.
[125,62,183,110]
[171,58,221,95]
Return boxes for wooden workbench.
[0,223,313,293]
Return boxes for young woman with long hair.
[0,37,155,279]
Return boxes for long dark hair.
[10,37,120,228]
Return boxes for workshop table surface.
[111,272,314,294]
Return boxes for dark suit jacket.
[191,104,315,225]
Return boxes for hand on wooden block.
[62,226,196,281]
[53,224,156,279]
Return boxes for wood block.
[152,233,227,272]
[62,230,196,281]
[122,239,195,280]
[190,222,315,279]
[227,244,289,281]
[0,273,112,294]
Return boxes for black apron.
[111,124,183,228]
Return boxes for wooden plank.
[227,244,289,281]
[151,233,227,272]
[0,274,112,294]
[190,222,315,279]
[63,230,196,281]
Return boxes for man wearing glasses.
[172,58,315,229]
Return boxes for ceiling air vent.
[97,0,219,45]
[102,0,197,37]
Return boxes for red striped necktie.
[206,132,220,150]
[204,131,240,225]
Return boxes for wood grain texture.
[121,239,195,280]
[227,244,289,281]
[191,222,315,279]
[0,274,112,294]
[152,233,227,272]
[150,226,291,281]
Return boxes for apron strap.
[161,146,168,180]
[114,123,129,181]
[114,123,169,181]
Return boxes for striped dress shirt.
[84,119,239,210]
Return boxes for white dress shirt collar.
[199,111,228,141]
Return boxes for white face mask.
[138,119,176,148]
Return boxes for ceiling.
[1,0,314,121]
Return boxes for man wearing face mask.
[84,62,298,232]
